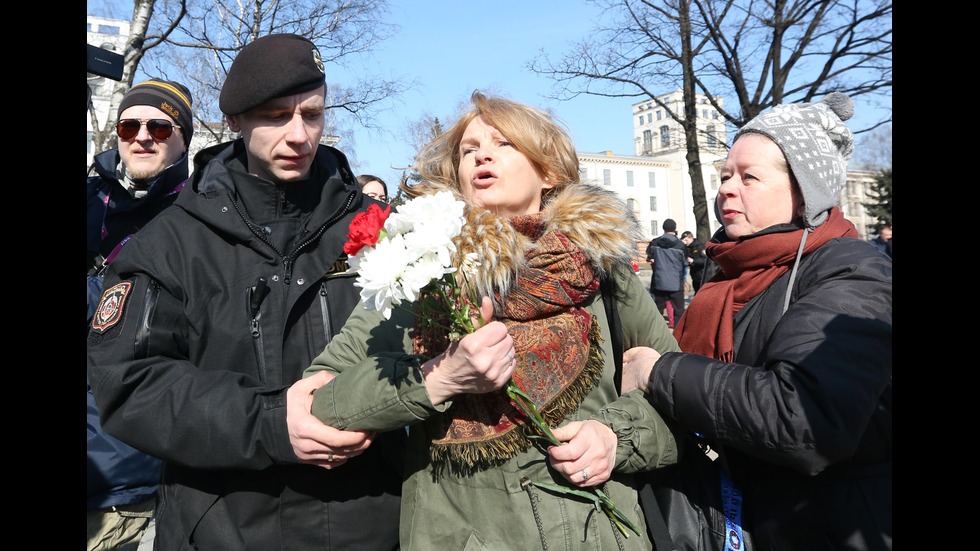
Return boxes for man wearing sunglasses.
[88,34,403,551]
[86,79,194,551]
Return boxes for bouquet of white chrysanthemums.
[344,191,477,330]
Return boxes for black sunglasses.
[117,118,181,141]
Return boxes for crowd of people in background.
[87,32,891,551]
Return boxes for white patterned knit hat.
[735,92,855,228]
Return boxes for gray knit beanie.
[734,92,855,228]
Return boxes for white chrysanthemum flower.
[385,191,465,237]
[354,233,416,318]
[400,253,455,302]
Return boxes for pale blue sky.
[331,0,637,189]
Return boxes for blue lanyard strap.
[720,470,744,551]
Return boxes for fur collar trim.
[452,184,642,301]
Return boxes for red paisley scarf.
[675,208,858,361]
[414,214,604,474]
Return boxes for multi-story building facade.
[578,151,673,241]
[633,91,727,158]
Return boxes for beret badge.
[312,47,325,74]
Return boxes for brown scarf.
[675,208,858,361]
[414,215,604,474]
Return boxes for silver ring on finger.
[581,468,589,481]
[506,352,514,363]
[327,453,335,462]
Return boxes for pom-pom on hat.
[734,92,855,228]
[118,79,194,148]
[219,33,326,116]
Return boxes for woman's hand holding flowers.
[421,297,517,406]
[547,420,618,487]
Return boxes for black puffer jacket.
[650,237,891,550]
[87,140,403,550]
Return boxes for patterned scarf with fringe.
[413,214,604,475]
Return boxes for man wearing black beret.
[88,34,402,550]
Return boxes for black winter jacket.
[86,148,188,275]
[646,233,687,292]
[86,147,186,511]
[87,140,403,550]
[649,236,891,550]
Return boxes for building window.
[626,171,634,187]
[647,114,652,123]
[648,172,656,188]
[603,169,611,186]
[711,174,719,190]
[642,130,652,153]
[638,116,643,125]
[657,110,662,120]
[651,220,659,235]
[707,125,717,147]
[712,110,718,119]
[627,198,637,212]
[660,125,670,148]
[87,131,93,154]
[702,109,708,118]
[649,196,657,211]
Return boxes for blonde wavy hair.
[404,91,580,206]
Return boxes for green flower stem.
[528,481,642,538]
[505,384,642,538]
[505,382,560,445]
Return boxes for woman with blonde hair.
[297,91,681,550]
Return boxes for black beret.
[219,34,326,116]
[118,79,194,148]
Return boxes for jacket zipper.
[134,279,160,359]
[247,278,268,383]
[233,192,356,286]
[318,281,337,345]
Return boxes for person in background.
[621,92,891,550]
[88,34,404,550]
[680,230,707,295]
[870,222,891,258]
[645,218,687,327]
[357,173,389,203]
[301,91,681,550]
[87,78,194,551]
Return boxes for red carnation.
[344,203,391,256]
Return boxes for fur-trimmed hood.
[450,184,642,301]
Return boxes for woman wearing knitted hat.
[621,93,892,550]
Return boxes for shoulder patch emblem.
[92,281,132,332]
